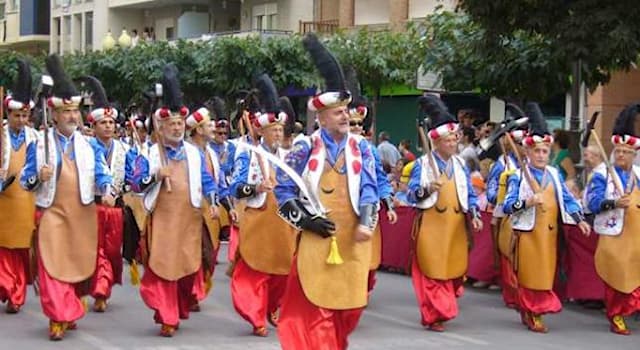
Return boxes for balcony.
[174,29,292,43]
[298,19,338,34]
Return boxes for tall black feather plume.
[161,63,183,111]
[278,96,297,137]
[524,102,549,137]
[255,74,279,114]
[12,59,32,104]
[77,76,109,109]
[345,66,367,107]
[210,96,227,121]
[303,33,346,92]
[417,95,455,129]
[612,103,640,137]
[45,54,79,99]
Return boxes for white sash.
[593,164,640,236]
[143,142,202,212]
[35,129,95,208]
[415,153,469,212]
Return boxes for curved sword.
[241,143,326,216]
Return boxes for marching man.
[229,74,296,337]
[503,102,590,333]
[345,67,397,293]
[274,33,378,350]
[408,94,483,332]
[131,64,219,337]
[185,105,233,309]
[0,59,39,314]
[20,54,115,340]
[586,103,640,335]
[485,104,529,310]
[80,76,129,313]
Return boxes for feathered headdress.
[45,54,82,109]
[522,102,553,147]
[4,59,34,111]
[154,63,189,120]
[253,74,287,129]
[345,66,370,128]
[611,103,640,150]
[209,96,229,129]
[278,96,297,137]
[303,33,352,112]
[77,76,118,124]
[417,94,458,140]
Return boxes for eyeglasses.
[349,121,364,127]
[215,131,228,136]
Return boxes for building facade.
[304,0,456,33]
[50,0,316,54]
[0,0,50,54]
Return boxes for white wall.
[177,11,209,39]
[287,0,313,31]
[354,0,389,25]
[409,0,456,19]
[240,0,309,32]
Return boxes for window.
[252,3,277,30]
[0,3,5,20]
[85,11,92,50]
[9,0,17,12]
[165,27,174,40]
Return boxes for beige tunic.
[415,174,468,280]
[297,154,371,310]
[38,151,98,283]
[515,182,558,290]
[595,187,640,293]
[147,159,203,281]
[0,143,36,248]
[238,164,296,275]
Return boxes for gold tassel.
[82,297,89,312]
[130,260,140,286]
[326,236,344,265]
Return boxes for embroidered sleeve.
[274,140,310,206]
[358,139,378,206]
[502,173,522,215]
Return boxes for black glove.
[414,186,430,201]
[235,183,256,199]
[138,174,156,192]
[600,199,616,212]
[23,174,40,191]
[278,199,335,238]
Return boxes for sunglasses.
[215,131,228,135]
[349,121,364,127]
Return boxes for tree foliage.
[421,11,568,101]
[0,29,424,112]
[458,0,640,89]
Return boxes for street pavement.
[0,246,637,349]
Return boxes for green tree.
[326,26,426,135]
[458,0,640,129]
[421,11,568,102]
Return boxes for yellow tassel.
[130,260,140,286]
[326,236,344,265]
[82,297,89,312]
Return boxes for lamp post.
[102,30,116,50]
[118,28,132,48]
